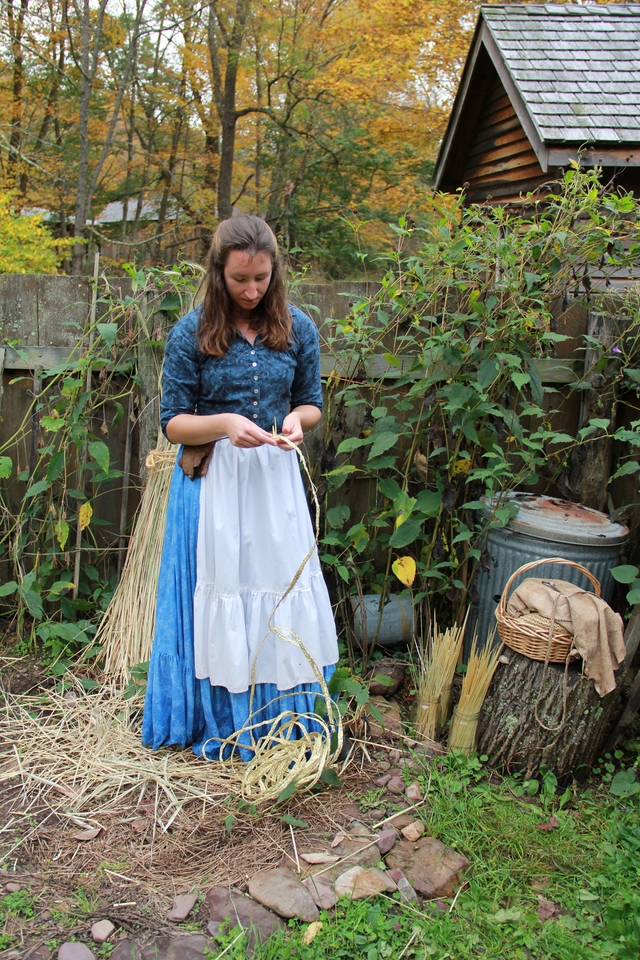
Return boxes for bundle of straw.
[98,433,177,678]
[448,628,502,756]
[415,614,467,741]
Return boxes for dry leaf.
[79,502,93,530]
[73,827,103,841]
[331,833,346,848]
[302,921,323,945]
[131,818,148,834]
[537,898,560,922]
[300,852,339,865]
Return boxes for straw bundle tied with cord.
[414,614,467,741]
[98,424,342,804]
[448,628,502,756]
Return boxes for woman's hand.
[165,412,276,447]
[225,414,277,448]
[276,411,304,449]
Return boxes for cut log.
[477,651,620,780]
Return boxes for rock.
[405,781,423,803]
[386,868,405,883]
[370,868,397,892]
[387,814,415,830]
[303,875,338,910]
[377,761,391,772]
[335,866,389,899]
[413,740,446,759]
[91,920,115,943]
[370,809,386,822]
[375,829,397,855]
[401,821,425,842]
[387,767,403,778]
[397,877,418,902]
[4,882,20,892]
[304,836,380,878]
[167,893,199,922]
[248,867,318,923]
[110,942,135,960]
[387,837,470,899]
[386,777,405,796]
[349,822,372,838]
[369,664,405,697]
[41,910,53,920]
[374,774,391,788]
[31,950,52,960]
[388,749,402,765]
[207,920,222,938]
[366,699,403,738]
[206,886,285,954]
[140,934,210,959]
[339,803,362,820]
[58,944,96,960]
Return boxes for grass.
[206,751,640,960]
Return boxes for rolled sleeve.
[289,308,323,411]
[160,313,201,434]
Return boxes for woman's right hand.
[224,414,278,448]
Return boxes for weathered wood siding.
[461,74,546,204]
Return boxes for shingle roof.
[483,4,640,143]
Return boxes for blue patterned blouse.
[160,304,323,435]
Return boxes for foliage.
[0,263,200,672]
[314,168,640,656]
[0,193,74,273]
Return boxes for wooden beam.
[548,147,640,168]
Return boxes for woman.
[142,215,339,761]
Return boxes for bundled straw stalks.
[415,615,466,741]
[98,433,177,678]
[449,628,502,756]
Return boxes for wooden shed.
[434,4,640,204]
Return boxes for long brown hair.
[198,215,291,357]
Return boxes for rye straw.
[98,433,177,678]
[415,614,467,740]
[448,628,502,755]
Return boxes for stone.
[377,761,391,772]
[303,875,338,910]
[370,809,386,822]
[167,893,199,922]
[366,699,403,738]
[335,866,389,899]
[4,882,20,892]
[349,822,372,838]
[58,944,96,960]
[207,920,222,937]
[369,663,405,697]
[387,837,470,899]
[31,950,52,960]
[388,749,402,764]
[387,868,405,883]
[375,829,397,855]
[401,821,425,842]
[387,767,403,778]
[91,919,115,943]
[413,740,446,759]
[374,774,391,787]
[339,803,362,820]
[386,777,405,796]
[304,836,380,878]
[369,868,397,892]
[387,814,415,830]
[405,781,423,803]
[397,877,418,902]
[110,941,135,960]
[206,886,285,954]
[140,934,210,959]
[248,867,318,922]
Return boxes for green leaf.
[511,371,530,391]
[277,783,297,803]
[610,769,640,797]
[326,505,350,530]
[577,890,599,902]
[336,436,370,454]
[383,352,401,368]
[529,365,543,406]
[378,478,401,500]
[0,581,18,597]
[224,814,235,836]
[372,673,395,687]
[280,815,309,829]
[477,358,499,390]
[611,565,639,584]
[46,450,66,483]
[389,517,423,548]
[414,490,442,516]
[368,431,398,459]
[320,769,342,787]
[626,588,640,605]
[611,461,640,480]
[97,323,118,348]
[0,456,12,478]
[87,441,110,473]
[24,479,50,499]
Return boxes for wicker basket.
[495,557,601,663]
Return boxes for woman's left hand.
[276,412,304,449]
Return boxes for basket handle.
[496,557,601,617]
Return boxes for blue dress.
[142,305,337,761]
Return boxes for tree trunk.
[7,0,29,195]
[477,650,620,781]
[136,343,164,486]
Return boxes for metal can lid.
[483,492,629,546]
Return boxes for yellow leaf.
[392,556,416,587]
[79,502,93,530]
[452,458,471,475]
[302,921,323,946]
[395,510,406,528]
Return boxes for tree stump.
[477,652,620,780]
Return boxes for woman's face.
[223,249,273,315]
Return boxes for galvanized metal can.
[471,493,628,651]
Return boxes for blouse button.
[250,350,255,355]
[253,401,258,406]
[252,362,257,367]
[253,413,258,419]
[254,375,258,381]
[254,389,258,394]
